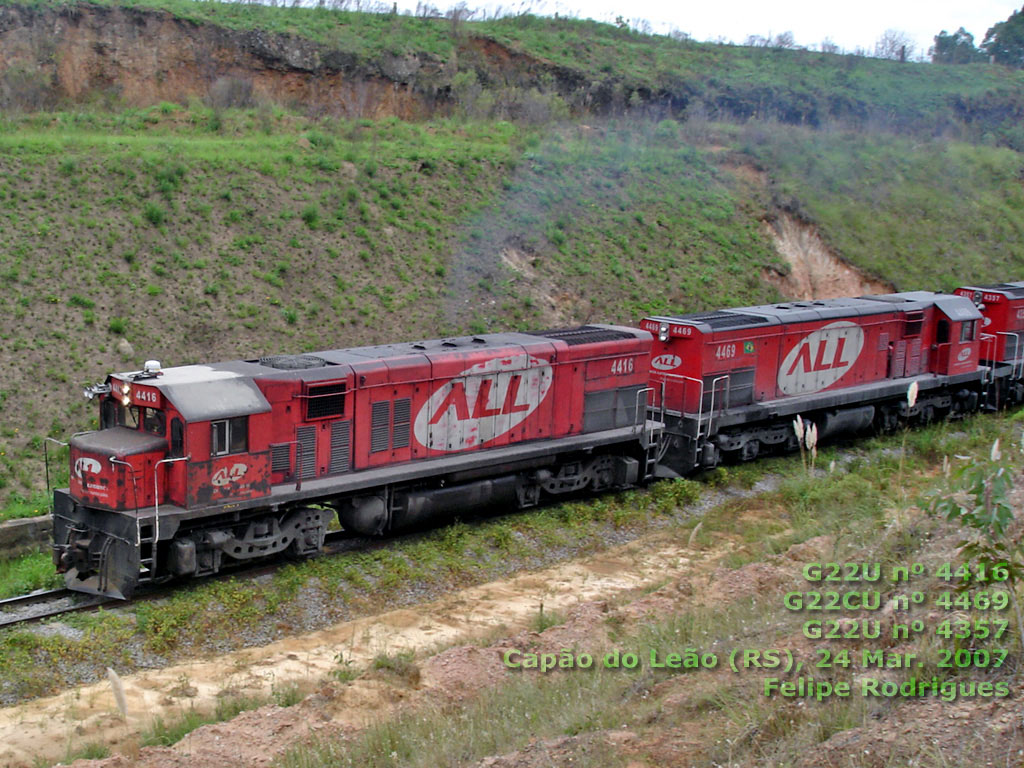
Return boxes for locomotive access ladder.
[653,372,731,467]
[634,387,665,480]
[138,525,156,582]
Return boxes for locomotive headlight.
[658,323,669,342]
[121,383,131,407]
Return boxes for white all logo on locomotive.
[413,354,553,451]
[73,457,101,479]
[651,353,682,371]
[777,321,865,396]
[212,463,248,487]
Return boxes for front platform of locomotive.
[53,361,175,599]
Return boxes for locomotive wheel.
[739,439,760,462]
[285,507,327,558]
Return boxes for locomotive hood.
[68,427,168,510]
[70,428,166,458]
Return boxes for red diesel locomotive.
[53,325,660,598]
[52,283,1024,598]
[640,288,1017,472]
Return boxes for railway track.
[0,530,372,631]
[0,588,115,629]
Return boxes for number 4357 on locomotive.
[52,326,663,598]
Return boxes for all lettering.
[787,337,850,376]
[429,375,531,425]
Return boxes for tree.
[771,31,796,49]
[931,27,984,64]
[874,29,915,61]
[982,6,1024,67]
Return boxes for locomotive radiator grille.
[329,420,351,474]
[392,398,411,449]
[271,444,290,474]
[371,401,390,453]
[297,426,316,479]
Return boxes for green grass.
[0,472,701,703]
[141,693,268,747]
[1,410,1019,708]
[2,102,1024,503]
[0,489,52,523]
[0,111,765,503]
[0,550,62,599]
[61,742,110,763]
[274,412,1024,768]
[278,660,634,768]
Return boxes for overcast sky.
[405,0,1023,57]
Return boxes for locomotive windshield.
[99,399,166,436]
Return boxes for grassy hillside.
[1,3,1024,508]
[0,108,787,506]
[3,105,1024,508]
[739,124,1024,290]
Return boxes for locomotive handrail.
[996,332,1023,380]
[633,386,653,429]
[43,437,69,507]
[154,455,191,549]
[980,334,997,384]
[653,373,706,437]
[705,375,731,439]
[108,457,141,524]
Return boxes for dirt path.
[0,530,718,768]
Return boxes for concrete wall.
[0,515,51,559]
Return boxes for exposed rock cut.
[763,214,892,299]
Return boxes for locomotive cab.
[55,370,172,597]
[54,363,276,597]
[954,281,1024,406]
[65,367,189,512]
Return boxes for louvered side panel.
[907,338,922,376]
[271,444,291,474]
[392,398,411,449]
[329,420,351,474]
[371,401,391,453]
[296,426,316,479]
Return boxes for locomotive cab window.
[117,405,141,429]
[143,408,166,436]
[101,399,118,429]
[960,320,977,342]
[211,417,248,456]
[170,418,184,458]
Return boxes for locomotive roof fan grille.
[258,355,332,370]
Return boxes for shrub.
[143,202,166,226]
[301,204,320,228]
